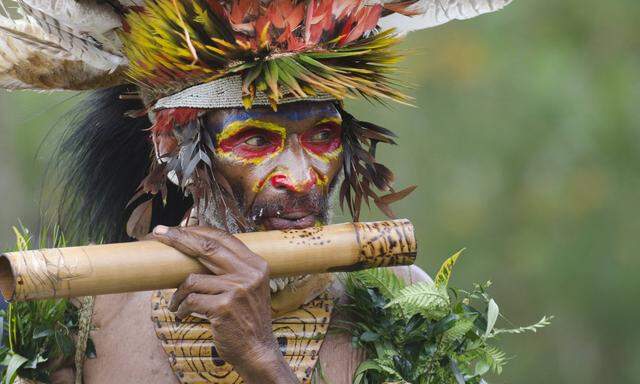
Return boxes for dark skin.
[51,101,427,384]
[150,102,344,383]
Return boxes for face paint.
[207,102,344,230]
[215,119,286,164]
[253,169,322,194]
[300,117,343,161]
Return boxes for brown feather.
[126,198,153,239]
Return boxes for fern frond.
[443,317,476,344]
[385,282,450,320]
[483,346,508,374]
[350,268,406,299]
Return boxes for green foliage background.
[1,0,639,382]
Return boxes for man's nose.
[269,169,318,194]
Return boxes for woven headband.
[153,75,337,111]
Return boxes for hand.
[151,225,298,384]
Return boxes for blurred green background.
[2,0,639,382]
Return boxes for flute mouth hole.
[0,256,15,301]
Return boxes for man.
[0,1,514,382]
[67,99,431,384]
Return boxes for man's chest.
[83,291,362,384]
[84,292,179,384]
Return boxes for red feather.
[152,108,203,134]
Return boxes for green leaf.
[32,326,54,339]
[443,316,476,343]
[385,282,450,320]
[484,299,499,337]
[432,314,460,337]
[351,268,405,299]
[360,331,380,342]
[474,360,491,376]
[24,353,47,369]
[242,62,263,92]
[1,225,78,384]
[353,360,384,384]
[55,332,75,358]
[484,346,508,374]
[264,60,279,97]
[4,353,28,384]
[435,249,464,288]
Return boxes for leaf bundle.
[339,251,552,384]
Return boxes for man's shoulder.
[388,265,433,285]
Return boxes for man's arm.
[151,225,298,384]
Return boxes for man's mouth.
[261,211,318,230]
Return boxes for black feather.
[51,85,191,244]
[337,103,403,221]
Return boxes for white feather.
[0,14,122,90]
[20,0,122,35]
[16,0,125,71]
[378,0,515,34]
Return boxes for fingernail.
[154,225,169,235]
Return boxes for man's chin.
[261,214,318,230]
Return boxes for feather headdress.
[1,0,515,235]
[0,0,513,100]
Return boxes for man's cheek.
[311,155,343,191]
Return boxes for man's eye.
[309,130,332,142]
[244,135,268,147]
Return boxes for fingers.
[175,292,231,320]
[151,226,235,274]
[170,274,233,312]
[181,227,270,276]
[182,226,254,258]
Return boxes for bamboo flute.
[0,219,416,302]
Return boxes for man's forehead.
[209,102,340,130]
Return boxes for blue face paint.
[220,102,339,128]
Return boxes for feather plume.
[377,0,515,34]
[123,0,415,106]
[0,15,123,89]
[19,0,123,35]
[16,0,125,71]
[0,0,133,90]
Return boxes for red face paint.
[270,170,318,194]
[300,120,343,157]
[217,127,284,160]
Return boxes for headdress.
[0,0,514,239]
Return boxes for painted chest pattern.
[151,289,335,383]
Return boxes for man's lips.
[261,212,317,230]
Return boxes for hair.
[52,85,192,244]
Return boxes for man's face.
[206,102,343,230]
